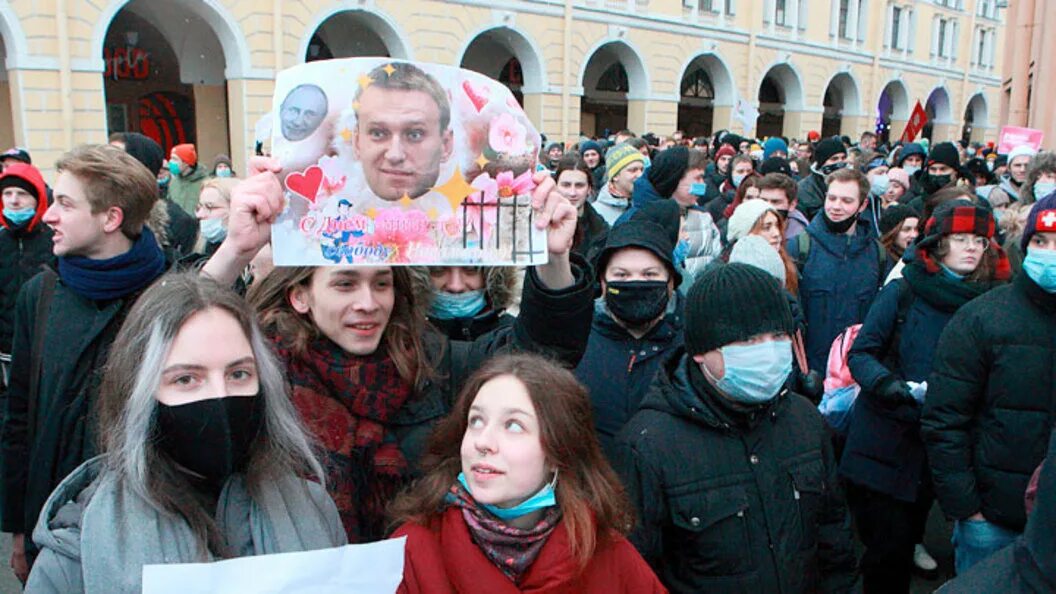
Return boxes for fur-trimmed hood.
[409,266,520,312]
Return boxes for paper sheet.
[142,536,406,594]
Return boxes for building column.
[890,117,911,141]
[791,109,823,140]
[627,99,648,136]
[225,78,275,176]
[841,114,869,137]
[642,97,679,136]
[193,84,230,166]
[713,105,734,135]
[930,122,957,143]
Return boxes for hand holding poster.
[269,59,548,266]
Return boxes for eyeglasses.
[948,234,990,250]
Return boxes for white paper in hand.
[142,536,405,594]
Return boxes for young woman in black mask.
[25,273,346,593]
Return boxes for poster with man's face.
[270,58,546,266]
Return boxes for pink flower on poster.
[465,170,535,241]
[488,113,527,155]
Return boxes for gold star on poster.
[351,100,360,111]
[358,74,374,90]
[474,154,490,169]
[366,207,377,218]
[399,193,412,207]
[431,167,478,212]
[427,208,439,220]
[339,127,354,142]
[383,64,396,76]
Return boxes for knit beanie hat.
[684,263,795,355]
[0,166,42,202]
[122,132,164,175]
[1021,193,1056,253]
[714,144,737,161]
[580,140,603,160]
[878,204,920,236]
[898,143,926,167]
[763,137,788,160]
[596,220,682,288]
[887,168,911,191]
[729,235,786,286]
[1008,144,1038,165]
[171,143,197,167]
[726,199,775,243]
[927,142,960,171]
[814,137,846,167]
[647,146,690,198]
[759,156,792,176]
[605,143,645,180]
[807,130,821,143]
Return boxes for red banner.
[900,100,928,143]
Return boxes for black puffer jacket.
[796,172,827,220]
[614,351,857,594]
[922,273,1056,531]
[0,163,54,353]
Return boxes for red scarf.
[275,336,411,542]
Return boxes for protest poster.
[997,125,1044,154]
[269,58,547,266]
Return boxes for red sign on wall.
[104,47,151,81]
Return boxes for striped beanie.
[606,142,645,180]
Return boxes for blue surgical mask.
[430,289,487,320]
[215,168,233,178]
[673,239,690,268]
[986,161,995,172]
[3,207,35,226]
[870,174,890,197]
[1023,248,1056,293]
[157,177,170,189]
[1034,182,1056,201]
[732,174,746,189]
[167,161,182,176]
[703,339,793,404]
[689,182,707,197]
[457,471,558,520]
[200,217,227,244]
[642,156,652,170]
[904,165,921,177]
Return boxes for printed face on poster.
[269,59,547,266]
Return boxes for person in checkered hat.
[922,193,1056,575]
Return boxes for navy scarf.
[58,227,167,301]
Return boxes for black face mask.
[822,209,858,234]
[818,161,848,176]
[921,173,953,195]
[156,393,264,485]
[604,280,670,325]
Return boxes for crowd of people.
[0,120,1052,594]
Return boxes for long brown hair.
[749,209,799,295]
[389,353,634,571]
[246,266,435,387]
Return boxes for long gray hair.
[98,272,324,555]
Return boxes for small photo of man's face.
[353,83,453,202]
[280,84,329,142]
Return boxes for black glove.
[876,376,917,407]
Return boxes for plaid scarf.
[276,337,411,542]
[445,480,562,583]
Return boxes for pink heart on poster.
[285,166,324,204]
[462,80,491,113]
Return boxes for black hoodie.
[121,133,198,257]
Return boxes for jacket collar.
[1016,271,1056,314]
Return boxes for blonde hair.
[56,144,158,237]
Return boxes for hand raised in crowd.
[529,170,577,289]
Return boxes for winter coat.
[921,273,1056,532]
[614,175,667,226]
[987,174,1022,207]
[593,185,631,227]
[614,351,857,594]
[276,260,594,542]
[787,215,883,373]
[680,208,724,292]
[0,270,161,538]
[796,173,827,220]
[591,164,607,195]
[839,275,956,502]
[784,208,809,240]
[26,456,346,594]
[393,507,666,594]
[937,430,1056,594]
[163,197,199,258]
[574,202,610,268]
[574,296,683,461]
[166,166,209,216]
[0,231,54,354]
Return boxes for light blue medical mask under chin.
[457,471,558,520]
[430,289,487,320]
[704,339,793,404]
[1023,248,1056,293]
[904,165,921,177]
[3,207,35,226]
[1034,181,1056,201]
[870,174,890,197]
[199,217,227,244]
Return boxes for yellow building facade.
[0,0,1005,177]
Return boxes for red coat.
[393,508,667,594]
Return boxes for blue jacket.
[788,214,883,373]
[574,295,683,462]
[839,277,955,502]
[614,175,667,226]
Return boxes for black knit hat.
[759,156,792,176]
[596,219,682,288]
[927,142,960,170]
[684,263,794,355]
[879,204,920,236]
[647,146,690,198]
[0,174,40,202]
[814,137,846,167]
[628,199,681,247]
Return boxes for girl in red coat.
[389,353,666,594]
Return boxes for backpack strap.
[27,266,57,444]
[793,232,811,273]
